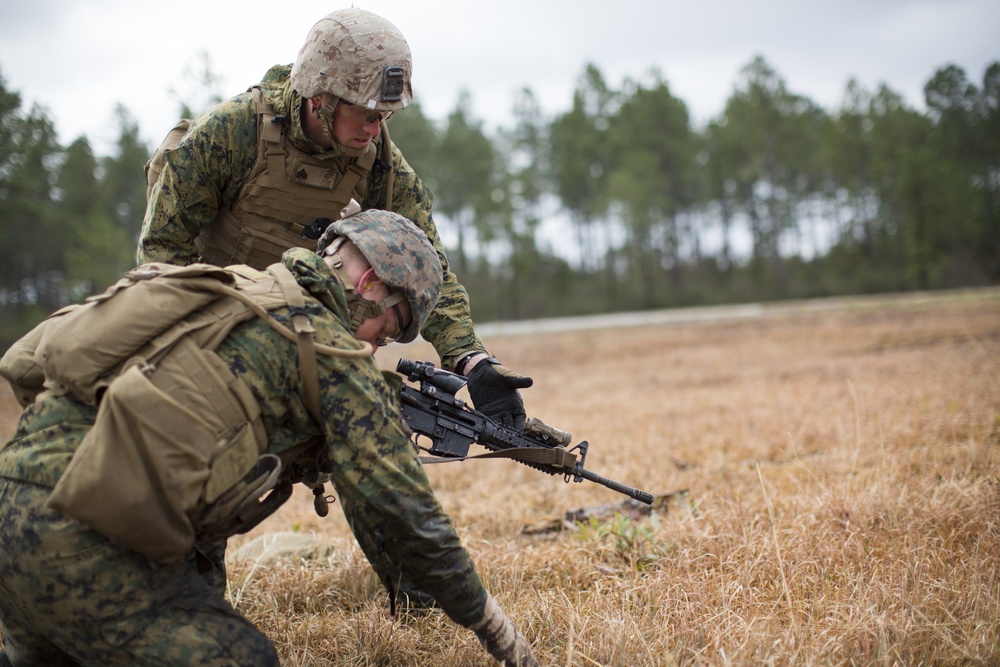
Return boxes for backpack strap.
[268,262,323,422]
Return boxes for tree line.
[1,56,997,348]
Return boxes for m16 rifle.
[396,359,653,505]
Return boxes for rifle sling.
[419,446,578,470]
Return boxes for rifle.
[396,359,654,505]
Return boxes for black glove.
[466,358,533,430]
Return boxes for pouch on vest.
[47,336,266,566]
[34,263,236,406]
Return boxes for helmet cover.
[318,209,441,343]
[291,8,413,111]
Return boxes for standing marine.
[138,8,532,430]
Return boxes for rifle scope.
[396,358,469,395]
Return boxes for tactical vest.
[146,88,395,270]
[9,262,371,565]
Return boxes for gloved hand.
[465,358,533,430]
[469,593,538,667]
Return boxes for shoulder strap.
[269,263,322,422]
[250,87,287,179]
[378,122,394,211]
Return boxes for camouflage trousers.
[0,479,278,667]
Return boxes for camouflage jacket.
[138,65,484,371]
[0,249,487,626]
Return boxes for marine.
[137,8,533,423]
[0,208,537,666]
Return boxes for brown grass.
[2,290,999,665]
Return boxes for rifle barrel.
[576,467,654,505]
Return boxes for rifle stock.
[396,359,653,505]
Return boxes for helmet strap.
[323,242,405,335]
[313,97,368,158]
[347,289,405,335]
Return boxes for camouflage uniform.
[138,65,484,371]
[0,249,487,666]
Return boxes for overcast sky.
[1,0,998,156]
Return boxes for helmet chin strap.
[323,240,404,334]
[312,97,368,158]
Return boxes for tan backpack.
[3,261,370,565]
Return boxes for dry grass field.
[1,289,998,665]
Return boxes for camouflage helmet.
[291,9,413,111]
[317,209,441,343]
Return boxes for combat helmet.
[317,205,441,344]
[291,8,413,111]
